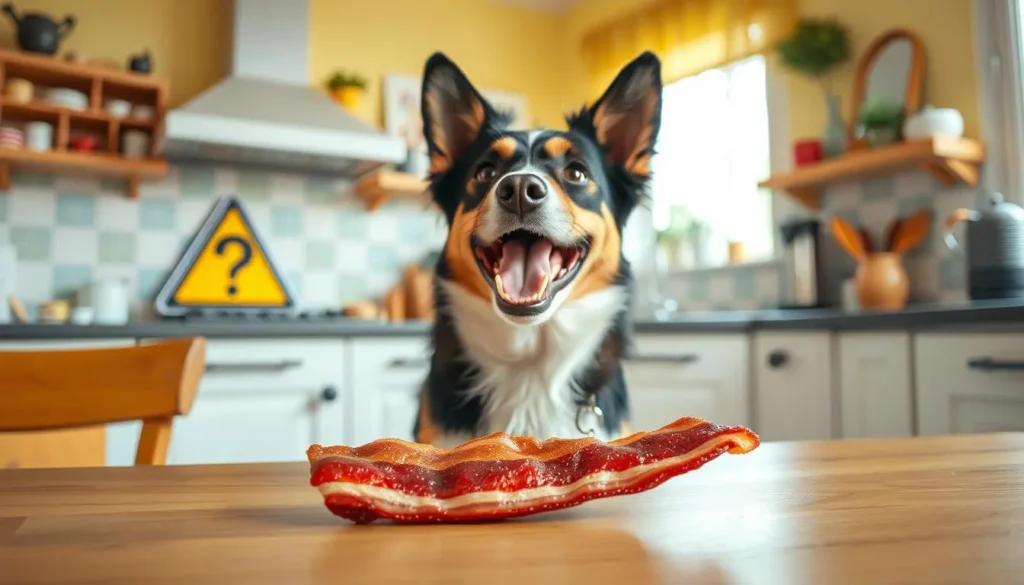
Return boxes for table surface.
[2,433,1023,585]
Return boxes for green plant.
[857,98,904,129]
[776,19,851,94]
[326,70,367,91]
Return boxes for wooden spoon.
[883,217,902,252]
[859,226,874,253]
[891,209,932,254]
[830,216,867,262]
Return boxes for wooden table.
[2,433,1023,585]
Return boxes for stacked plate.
[0,126,23,149]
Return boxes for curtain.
[580,0,798,100]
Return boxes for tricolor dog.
[412,51,663,447]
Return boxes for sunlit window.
[649,55,774,266]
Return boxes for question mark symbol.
[215,236,253,297]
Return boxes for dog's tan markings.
[629,152,652,177]
[415,389,442,446]
[549,183,621,299]
[585,180,598,195]
[492,136,518,159]
[444,201,491,300]
[543,136,574,159]
[429,153,450,176]
[466,178,476,195]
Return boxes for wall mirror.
[847,29,926,142]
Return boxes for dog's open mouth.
[473,229,590,316]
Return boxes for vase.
[332,86,363,111]
[854,253,909,310]
[822,93,847,159]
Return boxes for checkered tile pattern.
[0,165,447,318]
[658,169,973,311]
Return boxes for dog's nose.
[495,174,547,216]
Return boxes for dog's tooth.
[537,275,549,297]
[495,274,509,301]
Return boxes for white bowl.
[105,99,131,118]
[904,106,965,140]
[46,88,88,111]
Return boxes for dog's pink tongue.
[499,239,553,302]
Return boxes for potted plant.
[857,98,904,147]
[777,19,851,159]
[326,70,368,111]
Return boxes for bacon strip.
[307,416,759,524]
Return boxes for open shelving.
[0,49,168,198]
[758,137,985,209]
[354,168,430,211]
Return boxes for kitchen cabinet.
[624,334,750,432]
[108,339,349,466]
[348,336,432,445]
[915,333,1024,435]
[753,331,835,441]
[837,332,914,439]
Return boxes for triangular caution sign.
[155,195,297,317]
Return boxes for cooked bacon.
[307,417,760,524]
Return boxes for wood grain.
[1,433,1023,584]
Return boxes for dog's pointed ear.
[587,51,662,177]
[421,53,492,176]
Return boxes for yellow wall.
[565,0,981,141]
[310,0,572,128]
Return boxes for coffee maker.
[779,218,824,309]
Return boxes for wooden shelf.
[354,169,430,211]
[0,49,167,198]
[758,137,985,209]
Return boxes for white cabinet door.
[624,334,750,432]
[349,336,431,445]
[129,338,348,466]
[915,333,1024,435]
[753,331,834,442]
[837,332,914,439]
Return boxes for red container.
[794,140,823,167]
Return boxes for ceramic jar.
[855,253,909,310]
[904,106,965,140]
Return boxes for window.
[649,54,774,267]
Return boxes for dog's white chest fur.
[439,282,627,445]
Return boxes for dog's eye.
[562,163,589,184]
[475,163,497,183]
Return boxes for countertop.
[4,298,1024,339]
[2,433,1022,584]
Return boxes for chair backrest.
[0,337,206,466]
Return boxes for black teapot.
[2,3,75,56]
[128,50,151,74]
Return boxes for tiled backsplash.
[652,170,978,311]
[0,164,447,318]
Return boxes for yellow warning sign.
[155,196,296,316]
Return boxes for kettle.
[943,192,1024,300]
[1,3,75,56]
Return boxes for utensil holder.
[855,253,909,310]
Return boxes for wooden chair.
[0,337,206,468]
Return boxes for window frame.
[973,0,1024,204]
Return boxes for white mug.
[25,122,52,151]
[122,130,149,159]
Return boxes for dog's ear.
[421,53,493,177]
[586,52,662,178]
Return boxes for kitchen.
[0,0,1021,464]
[2,0,1024,582]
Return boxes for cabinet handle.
[205,359,302,373]
[625,354,699,364]
[320,386,338,402]
[967,357,1024,371]
[767,350,789,369]
[388,358,430,369]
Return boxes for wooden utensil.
[858,226,874,253]
[830,216,867,261]
[883,217,902,252]
[891,209,932,254]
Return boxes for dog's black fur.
[411,51,663,443]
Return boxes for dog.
[412,50,663,447]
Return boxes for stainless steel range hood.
[163,0,406,176]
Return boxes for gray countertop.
[3,299,1024,340]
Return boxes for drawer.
[915,333,1024,435]
[348,336,432,388]
[139,338,347,394]
[627,334,749,378]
